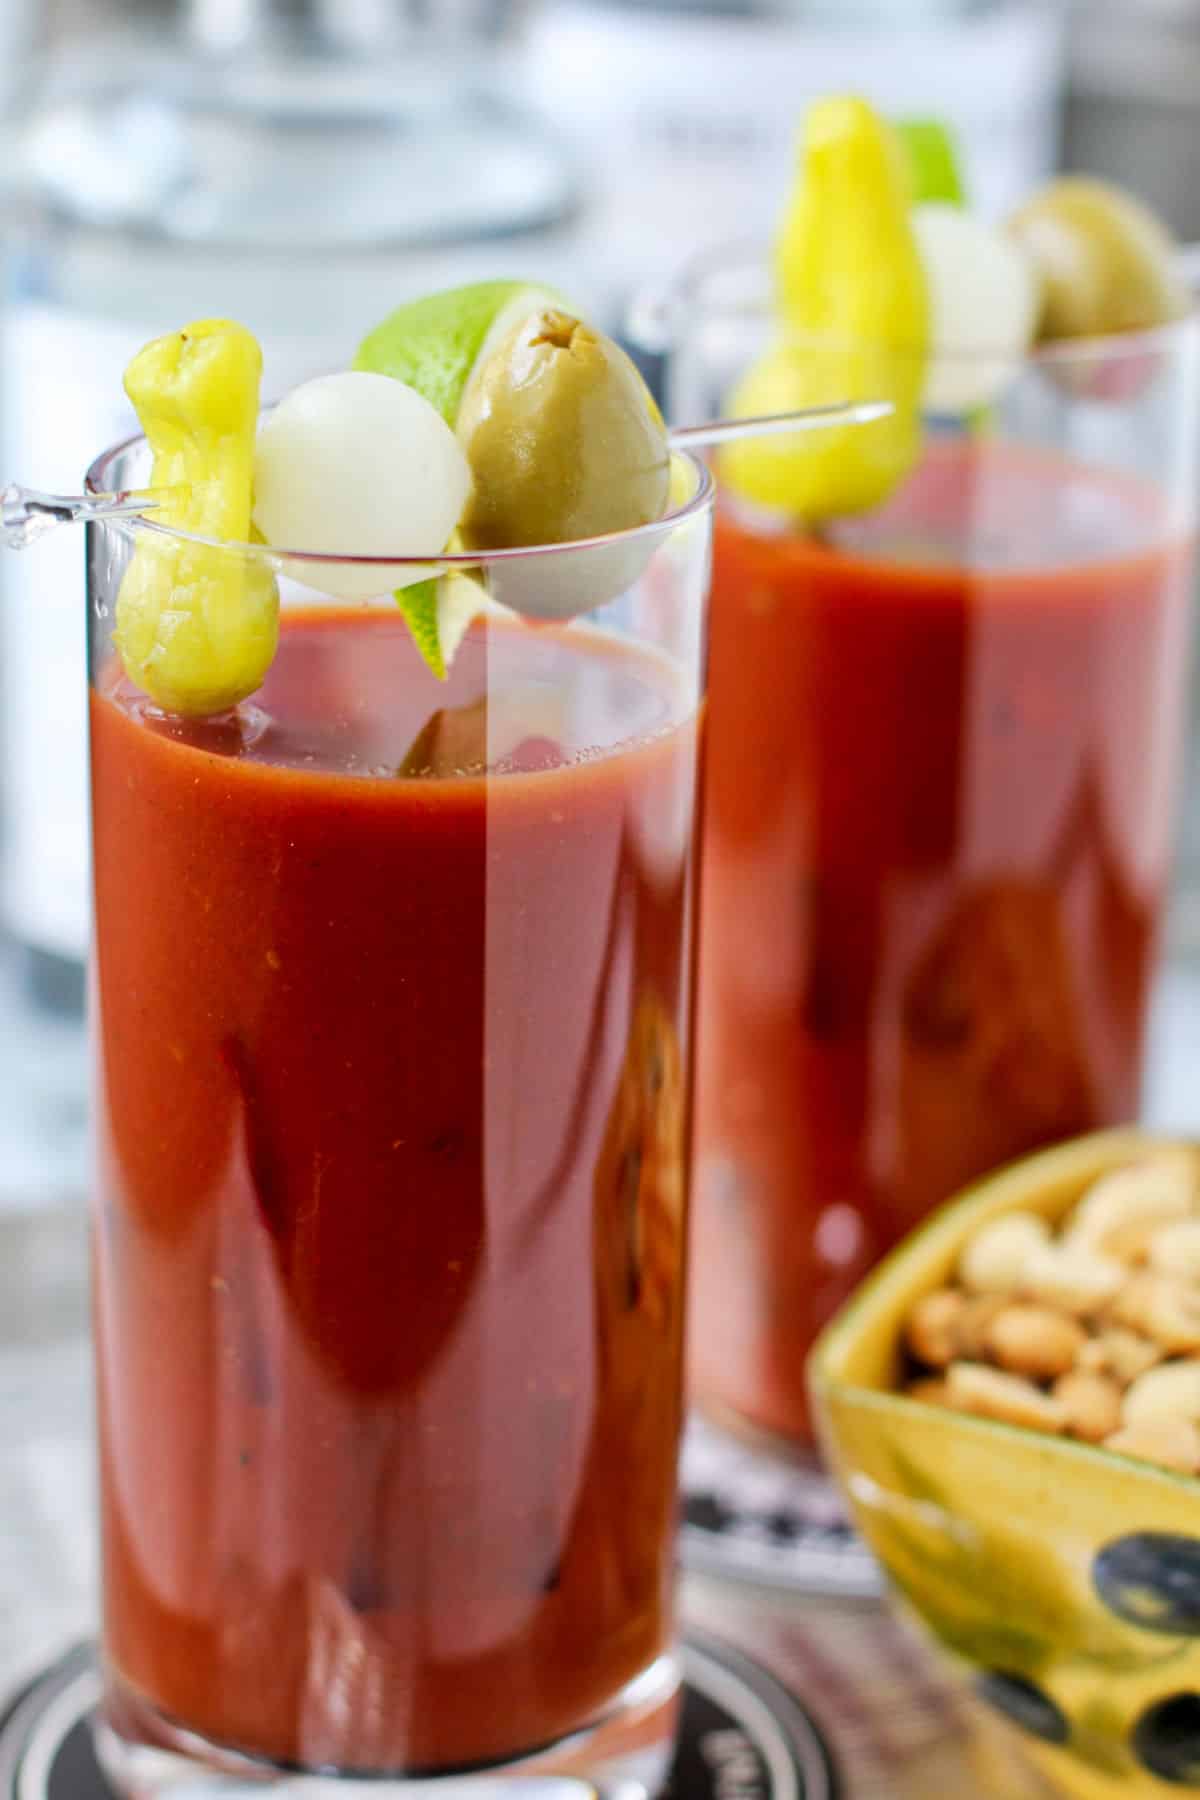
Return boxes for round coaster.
[0,1637,837,1800]
[679,1414,882,1598]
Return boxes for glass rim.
[640,237,1200,370]
[84,433,716,567]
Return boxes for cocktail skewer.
[0,484,178,549]
[0,401,891,551]
[668,400,890,449]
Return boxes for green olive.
[1008,177,1188,342]
[457,309,670,550]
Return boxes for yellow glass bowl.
[809,1128,1200,1799]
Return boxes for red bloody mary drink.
[663,98,1200,1460]
[690,439,1194,1448]
[91,606,702,1774]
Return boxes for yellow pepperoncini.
[114,318,278,716]
[721,96,929,523]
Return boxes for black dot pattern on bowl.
[1133,1694,1200,1785]
[975,1671,1069,1745]
[1094,1535,1200,1636]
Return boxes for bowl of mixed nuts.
[809,1129,1200,1799]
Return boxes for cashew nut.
[955,1292,1010,1359]
[1122,1359,1200,1428]
[983,1304,1086,1380]
[894,1154,1200,1478]
[1053,1369,1122,1443]
[1109,1274,1200,1355]
[904,1289,966,1369]
[1067,1154,1198,1263]
[1087,1327,1164,1388]
[1021,1242,1124,1316]
[1103,1418,1200,1476]
[958,1210,1050,1295]
[946,1361,1066,1433]
[1149,1219,1200,1283]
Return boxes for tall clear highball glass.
[653,251,1200,1455]
[84,431,713,1799]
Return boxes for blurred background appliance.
[518,0,1066,303]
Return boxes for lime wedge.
[115,318,279,716]
[354,280,562,428]
[895,118,968,208]
[355,281,560,674]
[395,570,510,683]
[355,280,671,667]
[394,578,444,680]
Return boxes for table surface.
[0,957,1196,1796]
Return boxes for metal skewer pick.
[0,400,891,551]
[0,484,175,550]
[668,399,890,449]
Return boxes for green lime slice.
[355,280,560,675]
[395,569,502,683]
[393,578,445,680]
[896,118,968,208]
[354,280,562,427]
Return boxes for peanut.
[893,1155,1200,1481]
[1145,1283,1200,1357]
[983,1304,1085,1380]
[1103,1419,1200,1476]
[1089,1327,1164,1387]
[958,1211,1049,1296]
[904,1289,966,1369]
[945,1362,1066,1434]
[1122,1360,1200,1428]
[1067,1154,1198,1263]
[1109,1274,1200,1355]
[1053,1369,1122,1443]
[906,1377,951,1407]
[1021,1242,1124,1316]
[1148,1219,1200,1283]
[955,1292,1010,1359]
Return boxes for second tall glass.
[662,254,1200,1453]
